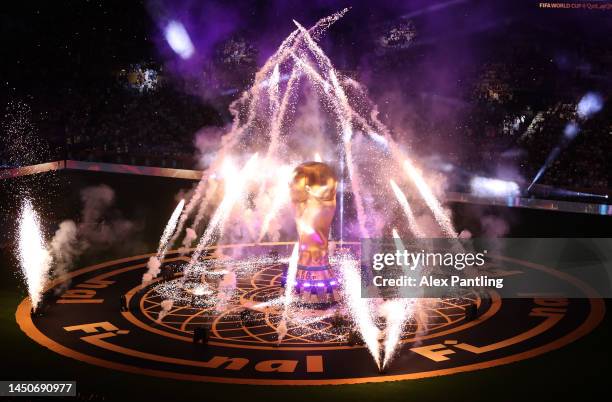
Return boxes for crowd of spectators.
[1,66,608,194]
[62,83,223,168]
[409,47,610,193]
[1,78,223,170]
[1,25,609,193]
[451,98,609,192]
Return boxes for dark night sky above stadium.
[2,0,611,97]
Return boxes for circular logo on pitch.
[17,243,604,384]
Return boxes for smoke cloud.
[480,215,509,238]
[48,185,138,286]
[157,299,174,322]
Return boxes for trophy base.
[293,264,340,305]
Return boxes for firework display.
[1,2,610,401]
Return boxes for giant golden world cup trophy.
[290,162,339,304]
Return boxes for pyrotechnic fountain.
[17,199,52,312]
[142,9,461,371]
[143,198,185,284]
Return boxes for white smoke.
[276,319,288,345]
[48,220,79,279]
[458,229,472,238]
[48,185,137,285]
[142,257,161,284]
[194,126,226,168]
[157,299,174,322]
[481,215,509,237]
[179,227,198,254]
[214,270,237,311]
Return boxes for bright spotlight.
[577,92,603,119]
[164,20,195,60]
[470,176,520,198]
[563,121,580,139]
